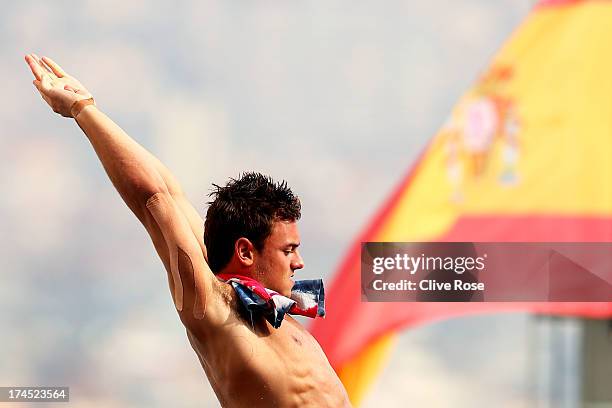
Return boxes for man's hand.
[25,54,94,118]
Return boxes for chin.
[282,280,295,297]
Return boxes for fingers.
[25,54,44,81]
[32,54,58,79]
[41,56,66,78]
[25,53,59,85]
[30,55,64,90]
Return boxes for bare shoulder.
[181,276,239,334]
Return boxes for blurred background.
[3,1,609,407]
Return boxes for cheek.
[273,254,292,272]
[254,255,272,279]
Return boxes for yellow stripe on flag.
[338,333,397,407]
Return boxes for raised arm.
[25,54,222,324]
[25,55,205,242]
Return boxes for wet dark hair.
[204,172,301,273]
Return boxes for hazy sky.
[0,1,541,406]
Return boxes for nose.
[292,251,305,270]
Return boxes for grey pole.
[580,319,612,407]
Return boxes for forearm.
[149,154,186,197]
[75,105,170,218]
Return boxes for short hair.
[204,172,301,273]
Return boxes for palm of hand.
[25,54,94,118]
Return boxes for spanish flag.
[310,0,612,405]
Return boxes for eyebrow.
[285,242,300,248]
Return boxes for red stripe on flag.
[536,0,589,8]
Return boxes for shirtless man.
[25,54,351,408]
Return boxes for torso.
[184,281,351,408]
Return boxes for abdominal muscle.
[185,295,351,408]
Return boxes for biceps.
[143,193,210,321]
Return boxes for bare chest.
[220,315,333,380]
[189,314,349,407]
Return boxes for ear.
[235,237,255,267]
